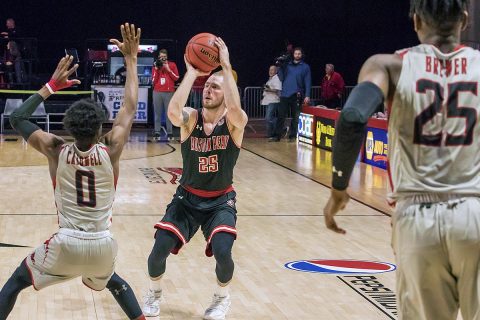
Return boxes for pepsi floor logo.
[284,259,396,275]
[285,259,397,319]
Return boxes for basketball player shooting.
[0,23,146,320]
[143,37,248,319]
[323,1,479,319]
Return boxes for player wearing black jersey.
[143,38,248,320]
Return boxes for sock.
[0,260,32,319]
[106,273,143,320]
[214,282,229,297]
[149,275,163,293]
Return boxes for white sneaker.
[203,294,231,320]
[143,289,162,317]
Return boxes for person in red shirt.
[152,49,179,139]
[321,64,345,109]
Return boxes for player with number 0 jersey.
[0,23,146,320]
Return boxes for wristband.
[46,78,75,93]
[45,82,55,94]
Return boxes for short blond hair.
[212,69,237,84]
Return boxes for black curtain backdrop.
[2,0,419,87]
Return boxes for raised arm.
[10,55,80,158]
[215,37,248,129]
[102,23,141,161]
[167,57,209,128]
[322,54,401,234]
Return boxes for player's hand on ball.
[214,37,231,69]
[184,55,211,77]
[323,189,349,234]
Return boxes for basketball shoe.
[203,294,231,320]
[143,289,162,317]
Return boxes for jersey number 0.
[75,170,96,207]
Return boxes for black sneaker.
[268,137,280,142]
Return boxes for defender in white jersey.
[323,1,477,319]
[0,23,146,320]
[55,143,115,232]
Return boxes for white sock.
[149,275,163,293]
[214,282,229,297]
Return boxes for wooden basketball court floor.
[0,131,400,320]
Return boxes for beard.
[202,98,223,109]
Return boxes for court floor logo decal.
[338,275,397,319]
[285,259,396,274]
[139,167,183,184]
[285,260,397,319]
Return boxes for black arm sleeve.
[9,93,43,141]
[331,82,384,190]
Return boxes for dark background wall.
[2,0,425,87]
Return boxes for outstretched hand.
[109,23,141,58]
[46,55,81,92]
[323,189,350,234]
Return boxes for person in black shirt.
[1,18,18,40]
[143,37,248,320]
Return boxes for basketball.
[185,33,220,73]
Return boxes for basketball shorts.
[25,228,117,291]
[392,195,480,320]
[154,186,237,257]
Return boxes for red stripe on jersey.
[398,49,409,58]
[23,258,39,291]
[182,184,234,198]
[205,225,237,257]
[154,222,186,244]
[453,44,466,52]
[207,225,237,244]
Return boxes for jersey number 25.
[414,79,477,146]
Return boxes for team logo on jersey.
[218,118,225,126]
[285,259,396,274]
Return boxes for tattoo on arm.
[182,110,190,126]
